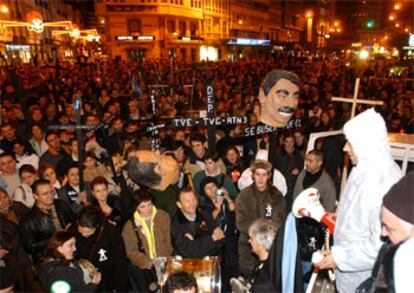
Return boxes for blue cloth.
[132,74,143,97]
[0,176,7,190]
[282,213,297,293]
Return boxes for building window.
[129,20,141,33]
[167,20,175,34]
[205,19,211,33]
[179,21,186,35]
[190,22,197,36]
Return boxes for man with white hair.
[316,109,402,293]
[230,218,279,293]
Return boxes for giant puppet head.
[258,70,301,128]
[127,150,179,191]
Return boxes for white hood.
[343,108,393,167]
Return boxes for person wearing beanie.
[356,172,414,292]
[383,172,414,293]
[316,109,402,293]
[235,159,286,278]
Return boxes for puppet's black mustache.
[278,106,294,114]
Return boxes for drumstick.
[324,230,335,282]
[306,269,319,293]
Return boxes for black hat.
[382,172,414,225]
[199,176,219,197]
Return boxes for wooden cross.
[147,89,165,151]
[134,64,249,152]
[47,102,117,189]
[332,78,384,119]
[73,96,86,190]
[147,82,248,152]
[332,78,384,191]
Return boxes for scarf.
[38,203,63,232]
[133,207,158,260]
[302,168,323,189]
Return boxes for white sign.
[138,36,155,41]
[116,36,133,41]
[409,34,414,46]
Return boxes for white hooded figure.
[237,150,287,196]
[332,109,402,293]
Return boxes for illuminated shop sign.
[116,36,134,41]
[115,35,155,41]
[138,36,155,40]
[227,38,271,45]
[6,44,31,51]
[409,34,414,46]
[178,36,204,41]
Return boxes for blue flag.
[132,73,143,97]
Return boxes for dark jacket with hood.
[70,221,129,292]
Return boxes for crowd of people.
[0,55,413,293]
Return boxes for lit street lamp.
[0,4,8,14]
[305,10,313,43]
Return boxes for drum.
[162,256,221,293]
[78,259,96,284]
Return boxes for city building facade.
[0,0,83,63]
[95,0,229,62]
[95,0,311,61]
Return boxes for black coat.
[10,201,31,223]
[91,195,124,229]
[0,215,32,272]
[20,200,74,264]
[115,173,136,220]
[70,222,129,292]
[251,259,276,293]
[38,259,97,292]
[171,209,224,258]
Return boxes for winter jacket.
[91,195,125,229]
[171,209,224,258]
[293,169,337,213]
[193,172,239,200]
[70,221,129,292]
[20,200,74,263]
[38,259,97,292]
[122,208,172,269]
[0,217,32,280]
[236,184,286,270]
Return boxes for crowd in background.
[0,55,413,292]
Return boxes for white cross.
[332,78,384,119]
[332,78,384,191]
[98,248,108,262]
[308,237,317,250]
[265,204,273,218]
